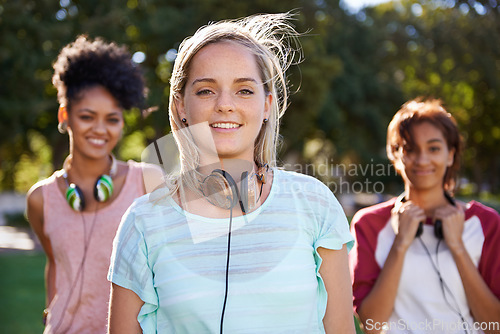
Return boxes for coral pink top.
[42,160,146,334]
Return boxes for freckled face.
[397,121,455,192]
[177,41,271,162]
[66,85,124,159]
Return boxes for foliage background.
[1,0,499,200]
[1,1,499,333]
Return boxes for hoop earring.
[58,121,68,134]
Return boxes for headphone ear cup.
[240,171,249,214]
[415,221,424,238]
[434,219,444,239]
[66,183,85,211]
[94,174,114,202]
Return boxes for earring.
[263,118,268,124]
[58,121,67,134]
[181,118,187,123]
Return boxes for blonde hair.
[166,12,301,196]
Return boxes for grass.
[0,252,46,334]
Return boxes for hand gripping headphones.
[397,192,456,239]
[62,155,117,211]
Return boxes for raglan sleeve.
[477,205,500,299]
[349,209,383,313]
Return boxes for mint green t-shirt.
[108,169,354,333]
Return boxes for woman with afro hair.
[26,35,163,334]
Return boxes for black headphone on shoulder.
[397,192,456,239]
[62,155,117,211]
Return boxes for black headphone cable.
[418,237,470,334]
[52,203,99,333]
[220,205,233,334]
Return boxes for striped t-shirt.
[108,168,354,333]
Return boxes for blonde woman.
[108,13,355,333]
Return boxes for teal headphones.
[62,155,117,211]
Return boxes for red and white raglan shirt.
[350,198,500,334]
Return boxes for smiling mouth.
[414,170,433,175]
[88,138,106,145]
[210,122,241,129]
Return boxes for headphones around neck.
[62,155,117,211]
[198,167,267,334]
[199,167,268,215]
[397,192,456,239]
[200,169,249,214]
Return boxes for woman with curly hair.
[26,35,162,333]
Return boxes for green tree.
[366,0,500,193]
[1,0,498,197]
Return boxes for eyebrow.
[427,138,445,144]
[77,108,122,116]
[191,77,258,86]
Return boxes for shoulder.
[127,186,172,216]
[466,201,500,220]
[125,159,158,171]
[466,201,500,233]
[276,169,333,195]
[26,182,44,212]
[127,160,165,192]
[26,173,60,229]
[26,172,60,210]
[351,197,396,227]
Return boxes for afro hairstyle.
[52,35,146,111]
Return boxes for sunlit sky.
[341,0,393,12]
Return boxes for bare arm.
[452,248,500,333]
[357,201,425,333]
[108,283,144,334]
[318,245,356,334]
[26,185,56,307]
[437,204,500,333]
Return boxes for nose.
[93,119,106,134]
[216,91,235,113]
[414,151,430,165]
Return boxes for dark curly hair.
[52,35,146,111]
